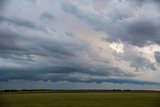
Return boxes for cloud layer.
[0,0,160,89]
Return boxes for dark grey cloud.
[0,15,43,30]
[0,28,87,58]
[154,52,160,63]
[130,0,160,5]
[127,0,149,6]
[28,0,37,4]
[0,0,7,11]
[0,29,26,52]
[40,12,55,20]
[0,67,159,85]
[0,56,137,83]
[112,17,160,46]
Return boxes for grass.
[0,91,160,107]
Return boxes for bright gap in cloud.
[110,42,124,54]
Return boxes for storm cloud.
[0,0,160,89]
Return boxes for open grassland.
[0,91,160,107]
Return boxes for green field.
[0,91,160,107]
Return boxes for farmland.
[0,90,160,107]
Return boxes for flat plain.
[0,91,160,107]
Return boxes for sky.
[0,0,160,90]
